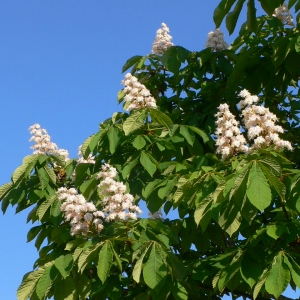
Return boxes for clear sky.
[0,1,298,299]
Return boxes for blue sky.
[0,1,298,299]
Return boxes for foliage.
[2,1,300,299]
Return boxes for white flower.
[121,73,157,111]
[206,28,228,51]
[215,103,248,160]
[152,23,174,55]
[28,124,69,161]
[273,3,294,26]
[239,89,293,151]
[57,188,104,236]
[97,163,142,221]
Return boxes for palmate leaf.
[246,162,272,211]
[259,163,286,200]
[240,254,264,288]
[148,108,173,132]
[179,125,195,146]
[226,0,246,35]
[122,153,140,178]
[265,252,290,299]
[140,151,157,177]
[97,241,113,283]
[123,110,146,136]
[53,275,77,300]
[247,0,257,32]
[78,242,104,272]
[17,262,53,300]
[37,195,57,221]
[213,0,237,28]
[143,243,168,291]
[107,126,121,154]
[44,165,56,184]
[0,182,13,200]
[284,254,300,289]
[55,254,73,279]
[122,55,143,73]
[133,242,152,283]
[36,264,58,300]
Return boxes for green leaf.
[17,263,52,300]
[12,164,27,184]
[80,175,98,200]
[37,168,49,190]
[78,242,104,272]
[259,163,286,200]
[53,275,77,300]
[149,108,173,132]
[247,0,257,32]
[55,254,73,279]
[49,154,66,167]
[122,153,140,178]
[246,162,272,211]
[213,0,237,28]
[289,0,297,9]
[143,243,167,291]
[110,244,122,272]
[187,126,212,146]
[50,199,61,226]
[158,177,178,199]
[37,195,57,221]
[123,110,145,136]
[194,195,213,226]
[161,47,181,73]
[44,165,56,184]
[284,254,300,289]
[107,126,121,154]
[273,37,289,69]
[133,136,146,150]
[241,255,264,288]
[179,126,195,146]
[140,151,157,177]
[0,182,13,200]
[295,36,300,53]
[265,252,290,299]
[171,282,188,300]
[226,0,246,35]
[133,242,152,283]
[97,241,113,283]
[27,225,44,243]
[259,157,281,176]
[36,264,57,300]
[253,269,268,300]
[122,55,143,73]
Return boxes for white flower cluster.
[206,28,228,51]
[151,22,174,55]
[97,163,142,221]
[77,145,95,164]
[122,73,157,111]
[273,3,294,26]
[29,124,69,161]
[57,187,104,236]
[239,89,293,151]
[215,104,248,160]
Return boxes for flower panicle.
[28,124,69,161]
[206,28,228,52]
[215,103,248,160]
[121,73,157,111]
[152,22,174,55]
[57,163,142,236]
[273,3,294,26]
